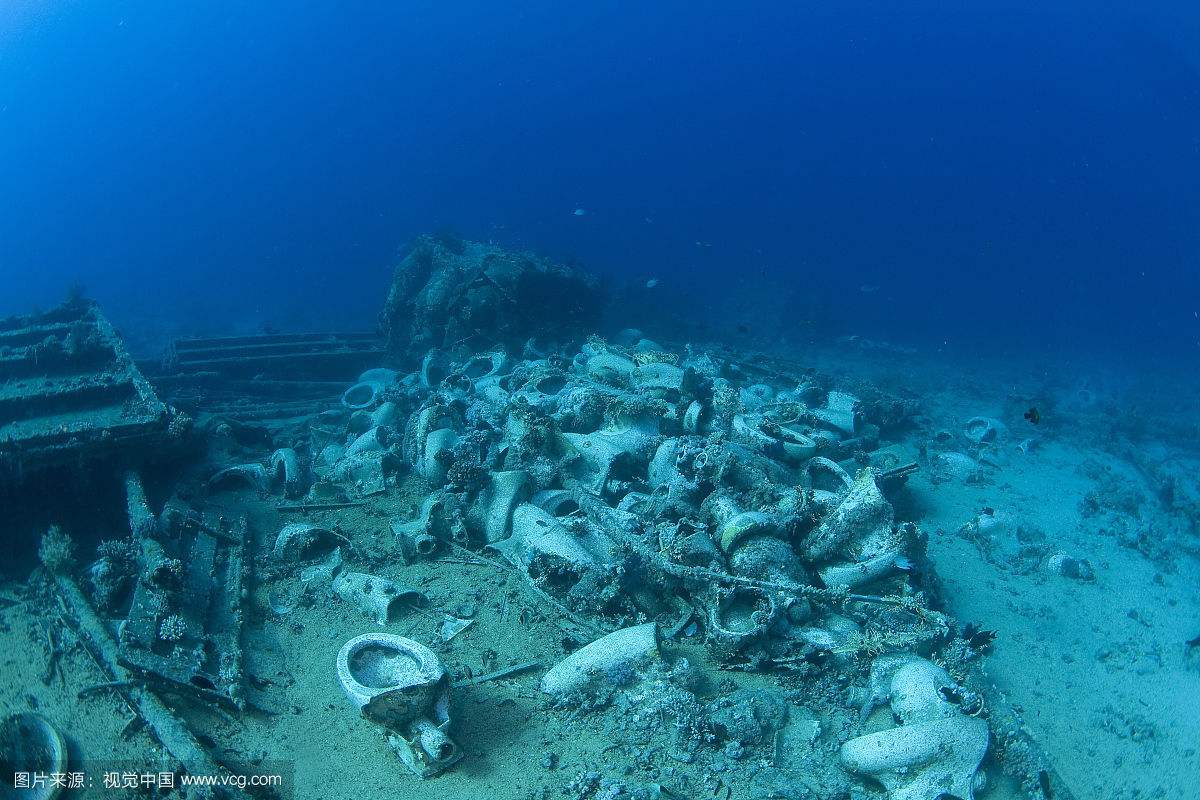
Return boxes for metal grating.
[165,331,384,379]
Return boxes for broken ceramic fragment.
[541,623,659,701]
[963,416,1007,444]
[437,616,474,642]
[333,571,426,625]
[208,462,272,493]
[269,447,305,498]
[841,655,988,800]
[273,523,339,562]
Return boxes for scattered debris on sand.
[17,239,1200,799]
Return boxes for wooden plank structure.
[0,300,174,482]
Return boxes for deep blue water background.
[1,1,1197,360]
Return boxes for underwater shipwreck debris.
[209,447,307,499]
[165,331,385,380]
[273,522,341,561]
[0,713,67,800]
[302,381,408,498]
[332,571,426,625]
[208,461,273,493]
[342,378,389,411]
[810,389,860,436]
[801,468,894,563]
[251,304,1023,791]
[95,239,1088,795]
[391,510,442,563]
[380,234,605,362]
[371,327,947,680]
[335,633,462,778]
[437,615,474,642]
[877,460,919,491]
[963,416,1008,444]
[269,446,304,498]
[842,655,989,800]
[50,554,232,788]
[456,660,542,687]
[149,332,385,424]
[931,450,981,483]
[117,477,248,710]
[1041,550,1096,582]
[0,238,1126,800]
[0,299,180,485]
[540,623,660,702]
[305,312,1025,789]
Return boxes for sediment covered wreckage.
[0,300,183,485]
[2,237,1071,799]
[0,302,245,790]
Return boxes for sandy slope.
[833,342,1200,800]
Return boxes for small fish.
[645,278,659,289]
[1024,407,1041,425]
[859,284,881,293]
[573,208,587,216]
[736,324,750,335]
[962,622,998,653]
[695,240,711,248]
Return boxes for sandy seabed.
[2,337,1197,800]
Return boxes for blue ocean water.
[4,6,1200,798]
[1,0,1197,358]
